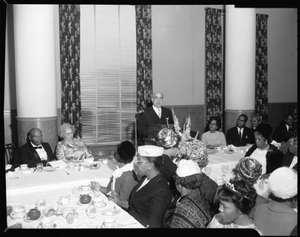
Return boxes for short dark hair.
[239,114,248,122]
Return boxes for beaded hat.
[232,157,262,184]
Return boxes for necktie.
[34,146,42,149]
[238,129,242,141]
[158,108,161,118]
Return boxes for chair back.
[5,143,17,164]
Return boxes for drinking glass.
[221,164,228,173]
[36,163,43,172]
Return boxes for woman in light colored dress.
[201,117,226,149]
[56,123,94,162]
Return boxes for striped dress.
[170,188,212,228]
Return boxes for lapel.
[28,141,42,161]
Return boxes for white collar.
[111,162,134,179]
[31,142,42,148]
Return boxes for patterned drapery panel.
[255,14,268,123]
[205,8,223,128]
[59,5,82,138]
[136,5,152,111]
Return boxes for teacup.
[103,217,116,228]
[10,205,26,219]
[37,217,55,229]
[81,184,91,191]
[20,164,28,170]
[216,177,225,186]
[59,195,70,206]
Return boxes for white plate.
[101,223,123,228]
[23,214,42,222]
[101,208,121,216]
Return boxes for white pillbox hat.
[268,167,297,199]
[176,159,201,177]
[138,145,164,157]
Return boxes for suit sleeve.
[226,129,233,145]
[18,147,37,168]
[137,112,148,137]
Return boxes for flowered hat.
[232,157,262,184]
[157,128,178,149]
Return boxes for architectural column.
[13,5,58,151]
[224,5,256,132]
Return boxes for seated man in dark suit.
[272,114,295,143]
[137,92,174,145]
[13,127,56,168]
[226,114,255,147]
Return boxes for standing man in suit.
[226,114,255,147]
[272,114,295,143]
[138,92,174,145]
[13,127,56,168]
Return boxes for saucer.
[101,223,122,228]
[76,200,92,206]
[76,222,99,229]
[93,202,106,209]
[223,149,234,154]
[101,208,121,216]
[23,215,42,222]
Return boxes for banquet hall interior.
[3,5,297,154]
[2,4,298,232]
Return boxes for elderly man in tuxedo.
[13,128,56,168]
[226,114,255,147]
[138,92,174,145]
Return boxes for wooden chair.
[5,143,17,165]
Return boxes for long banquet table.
[5,159,144,229]
[203,146,269,199]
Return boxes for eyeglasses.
[135,161,149,166]
[237,119,246,122]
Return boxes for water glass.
[221,164,228,173]
[36,163,43,172]
[259,181,264,190]
[36,199,46,211]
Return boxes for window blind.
[80,5,137,145]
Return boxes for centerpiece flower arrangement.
[171,108,208,167]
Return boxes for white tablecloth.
[203,147,269,199]
[5,160,144,229]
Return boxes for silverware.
[121,222,137,226]
[66,172,70,175]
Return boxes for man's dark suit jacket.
[137,106,174,144]
[226,126,255,147]
[128,174,172,228]
[272,121,289,143]
[13,141,56,168]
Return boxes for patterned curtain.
[205,8,223,129]
[59,5,82,138]
[136,5,153,111]
[255,14,268,123]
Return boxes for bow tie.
[34,146,42,149]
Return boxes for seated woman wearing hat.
[244,123,283,180]
[212,157,267,219]
[254,167,297,235]
[90,141,138,206]
[168,159,212,228]
[109,145,172,228]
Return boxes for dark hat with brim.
[115,141,136,163]
[255,123,273,140]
